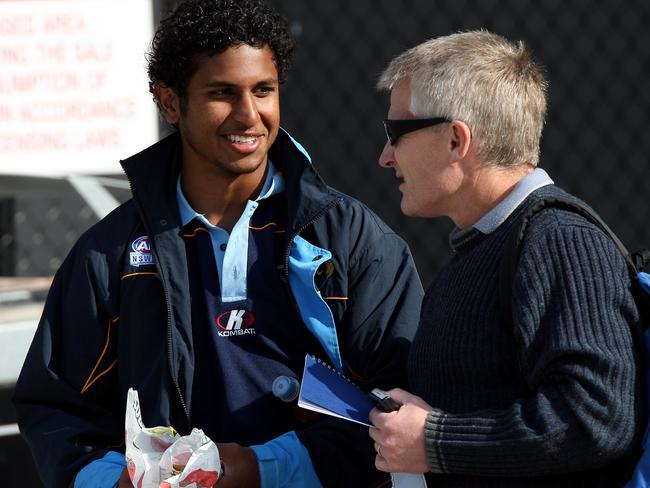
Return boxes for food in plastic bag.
[125,388,222,487]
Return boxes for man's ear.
[154,82,181,125]
[448,120,472,160]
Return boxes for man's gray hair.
[377,30,548,168]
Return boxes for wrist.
[216,443,260,488]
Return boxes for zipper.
[281,197,343,281]
[124,171,191,428]
[164,285,190,426]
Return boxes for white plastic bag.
[124,388,222,488]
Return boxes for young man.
[13,1,423,487]
[368,30,642,487]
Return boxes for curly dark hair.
[147,0,295,102]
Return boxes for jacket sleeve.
[296,229,424,488]
[12,234,124,488]
[423,222,642,476]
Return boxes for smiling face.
[159,44,280,181]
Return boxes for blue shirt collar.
[473,168,554,234]
[177,159,284,228]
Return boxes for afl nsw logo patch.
[215,309,256,337]
[129,236,154,267]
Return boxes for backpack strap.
[497,195,650,472]
[498,195,643,331]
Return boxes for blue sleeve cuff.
[251,431,322,488]
[74,451,125,488]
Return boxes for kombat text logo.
[215,309,256,337]
[129,236,154,267]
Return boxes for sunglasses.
[383,117,451,145]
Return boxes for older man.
[369,30,642,487]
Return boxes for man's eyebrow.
[255,78,279,85]
[203,78,279,88]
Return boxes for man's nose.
[232,93,259,126]
[378,141,395,168]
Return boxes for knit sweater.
[410,185,642,487]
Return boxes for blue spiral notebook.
[297,354,375,427]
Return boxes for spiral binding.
[309,354,356,385]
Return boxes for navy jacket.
[13,130,424,488]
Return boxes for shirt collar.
[176,159,284,227]
[473,168,554,234]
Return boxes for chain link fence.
[272,0,650,284]
[1,0,648,286]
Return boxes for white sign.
[0,0,158,176]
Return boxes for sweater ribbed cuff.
[424,409,447,473]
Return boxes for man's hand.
[215,443,260,488]
[368,388,431,473]
[117,467,133,487]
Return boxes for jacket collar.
[120,129,339,239]
[269,129,339,239]
[120,132,183,236]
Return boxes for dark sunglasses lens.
[383,121,393,144]
[383,118,450,145]
[383,121,398,145]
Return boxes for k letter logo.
[215,309,256,337]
